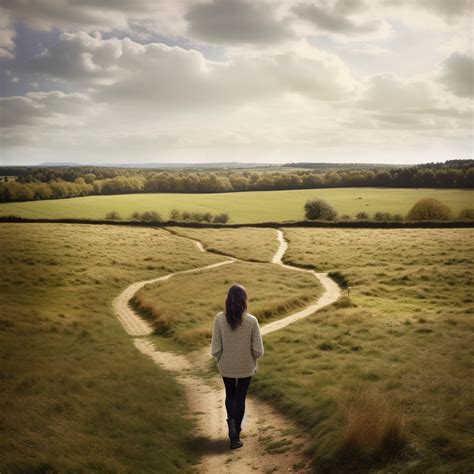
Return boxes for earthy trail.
[112,229,341,473]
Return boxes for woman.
[210,284,264,450]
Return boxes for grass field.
[0,187,472,223]
[248,228,474,472]
[168,226,279,262]
[2,222,473,472]
[133,260,323,350]
[0,224,224,473]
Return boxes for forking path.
[112,229,341,473]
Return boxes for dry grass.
[167,226,280,262]
[0,223,223,473]
[336,387,406,458]
[250,228,474,472]
[133,260,323,350]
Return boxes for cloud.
[0,0,188,38]
[0,7,15,58]
[385,0,472,20]
[0,91,94,128]
[185,0,294,45]
[23,32,356,105]
[437,52,474,98]
[292,0,390,38]
[348,72,472,129]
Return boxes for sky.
[0,0,473,166]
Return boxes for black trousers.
[222,376,252,431]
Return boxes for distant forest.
[0,160,472,203]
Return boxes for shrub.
[458,208,474,220]
[356,211,369,219]
[407,198,453,221]
[182,211,191,220]
[340,214,351,220]
[304,198,337,220]
[213,213,230,223]
[202,212,213,222]
[105,211,121,220]
[130,211,142,220]
[140,211,162,222]
[169,209,182,220]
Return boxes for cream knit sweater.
[210,311,264,378]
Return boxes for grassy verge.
[249,228,474,472]
[0,223,223,473]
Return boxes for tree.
[406,199,453,221]
[105,211,121,220]
[304,198,337,220]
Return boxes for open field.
[0,187,472,223]
[168,226,279,262]
[248,228,474,472]
[133,259,323,350]
[0,223,224,473]
[2,222,473,472]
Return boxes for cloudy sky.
[0,0,472,165]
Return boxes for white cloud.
[23,32,357,106]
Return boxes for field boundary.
[1,216,473,228]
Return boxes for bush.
[356,211,369,219]
[141,211,162,222]
[304,198,337,220]
[169,209,181,220]
[407,198,453,221]
[130,211,162,222]
[105,211,121,220]
[340,214,351,220]
[458,208,474,220]
[213,213,230,223]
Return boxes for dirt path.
[112,228,341,473]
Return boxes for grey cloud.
[0,0,158,31]
[384,0,472,19]
[293,2,380,34]
[0,91,91,128]
[437,52,474,98]
[185,0,294,44]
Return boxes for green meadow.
[0,187,472,222]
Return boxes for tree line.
[0,160,472,203]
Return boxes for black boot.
[226,418,243,449]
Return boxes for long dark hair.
[225,284,248,330]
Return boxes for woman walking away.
[211,284,264,450]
